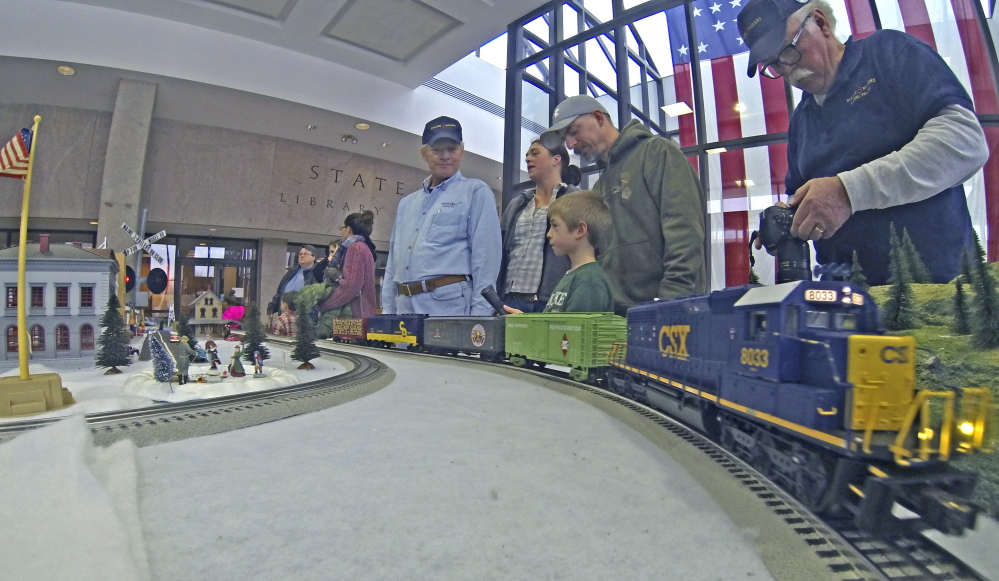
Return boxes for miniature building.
[0,236,119,360]
[189,290,225,337]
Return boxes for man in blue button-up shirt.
[381,116,502,316]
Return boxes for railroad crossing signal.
[120,222,166,264]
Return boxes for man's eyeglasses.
[758,13,812,79]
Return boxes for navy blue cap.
[737,0,810,77]
[422,116,462,145]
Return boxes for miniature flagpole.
[15,116,41,380]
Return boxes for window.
[80,286,94,308]
[56,286,69,308]
[805,311,830,329]
[5,287,15,308]
[56,325,70,351]
[749,311,768,341]
[80,324,95,350]
[30,325,44,351]
[31,286,44,308]
[834,313,858,331]
[5,326,17,352]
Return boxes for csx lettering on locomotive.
[658,325,690,360]
[880,345,909,364]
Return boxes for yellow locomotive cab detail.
[847,335,916,433]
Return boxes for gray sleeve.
[838,104,988,212]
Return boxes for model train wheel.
[792,452,831,510]
[509,355,527,368]
[753,433,778,479]
[570,367,588,382]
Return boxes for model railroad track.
[0,347,388,445]
[313,338,991,581]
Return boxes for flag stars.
[693,7,703,16]
[678,45,689,56]
[710,2,722,13]
[698,42,708,53]
[730,0,742,7]
[713,20,726,32]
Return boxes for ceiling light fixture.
[734,102,747,112]
[57,65,76,76]
[355,122,371,130]
[342,135,357,144]
[706,147,727,154]
[89,221,98,225]
[307,125,317,130]
[381,142,389,148]
[209,228,217,232]
[662,102,693,117]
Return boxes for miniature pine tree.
[240,304,270,362]
[967,232,999,348]
[292,294,320,370]
[849,250,869,291]
[901,228,932,283]
[952,277,972,335]
[95,291,132,374]
[883,224,918,330]
[176,312,197,349]
[149,333,175,383]
[748,268,761,285]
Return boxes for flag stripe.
[0,131,30,179]
[898,1,938,47]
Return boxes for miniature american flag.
[0,128,32,179]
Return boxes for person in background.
[738,0,988,284]
[267,245,322,322]
[271,290,299,336]
[313,239,341,282]
[221,292,245,325]
[317,210,378,319]
[381,116,502,316]
[497,139,582,313]
[504,191,614,314]
[539,95,706,315]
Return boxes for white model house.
[1,235,119,360]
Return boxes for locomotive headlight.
[959,422,975,436]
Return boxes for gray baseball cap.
[539,95,610,149]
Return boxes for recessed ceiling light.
[57,65,76,76]
[89,221,98,225]
[734,102,747,112]
[662,102,693,117]
[209,228,217,232]
[307,125,317,130]
[706,147,727,154]
[381,142,389,147]
[199,243,207,246]
[355,122,371,130]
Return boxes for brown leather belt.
[397,274,470,297]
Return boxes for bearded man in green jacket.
[540,95,706,315]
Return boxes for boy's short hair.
[548,190,612,250]
[281,290,299,312]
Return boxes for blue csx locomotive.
[606,280,993,535]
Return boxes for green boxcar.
[504,313,627,382]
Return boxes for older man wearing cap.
[267,244,323,320]
[540,96,706,315]
[381,116,502,316]
[739,0,987,284]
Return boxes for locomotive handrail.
[889,390,956,466]
[777,334,848,387]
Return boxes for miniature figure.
[229,344,246,377]
[204,339,221,370]
[253,350,264,376]
[174,335,197,385]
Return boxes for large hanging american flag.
[664,0,997,289]
[0,128,33,179]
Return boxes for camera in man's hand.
[758,206,811,283]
